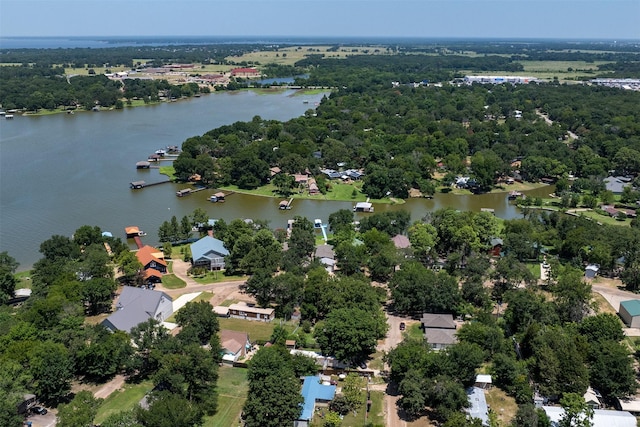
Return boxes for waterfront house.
[136,245,167,274]
[102,286,173,333]
[190,236,229,270]
[228,302,275,322]
[604,176,633,195]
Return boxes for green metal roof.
[620,300,640,317]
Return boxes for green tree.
[136,392,203,427]
[328,209,355,234]
[398,368,427,419]
[588,340,637,399]
[558,393,593,427]
[100,410,142,427]
[243,346,303,427]
[323,411,342,427]
[57,391,102,427]
[578,313,624,343]
[315,307,386,364]
[408,222,438,264]
[342,373,365,411]
[272,172,296,196]
[175,301,220,346]
[29,340,73,402]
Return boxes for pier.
[130,180,171,189]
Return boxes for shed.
[585,264,599,279]
[619,300,640,328]
[475,374,493,390]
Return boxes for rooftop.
[542,406,635,427]
[620,300,640,317]
[300,375,336,421]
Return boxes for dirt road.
[155,259,250,306]
[376,312,415,427]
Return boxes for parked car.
[399,322,406,331]
[358,361,367,370]
[31,406,48,415]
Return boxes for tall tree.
[57,391,102,427]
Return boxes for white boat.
[5,115,14,119]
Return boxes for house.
[585,264,599,279]
[619,300,640,328]
[228,302,275,322]
[601,205,620,217]
[213,306,230,317]
[392,234,411,250]
[190,236,229,270]
[269,166,281,177]
[604,176,633,195]
[315,244,335,260]
[489,238,503,257]
[296,375,337,427]
[136,245,167,274]
[466,387,489,426]
[541,406,635,427]
[584,387,602,410]
[102,286,173,333]
[421,313,457,350]
[293,174,309,185]
[308,180,320,195]
[220,329,250,364]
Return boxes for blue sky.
[1,0,638,40]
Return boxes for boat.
[5,115,14,119]
[155,149,167,156]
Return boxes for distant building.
[230,67,261,78]
[585,264,599,279]
[603,176,633,195]
[464,75,538,85]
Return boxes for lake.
[0,90,550,270]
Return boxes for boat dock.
[176,187,206,197]
[279,198,294,210]
[133,236,143,249]
[130,180,171,189]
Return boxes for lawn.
[573,210,631,227]
[340,390,385,427]
[161,274,186,289]
[485,387,518,426]
[406,323,424,341]
[94,380,153,424]
[192,272,247,285]
[592,292,618,316]
[158,165,176,180]
[15,270,33,288]
[526,262,541,280]
[203,367,248,427]
[218,318,277,342]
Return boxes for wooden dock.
[130,180,171,189]
[279,198,294,210]
[133,236,143,249]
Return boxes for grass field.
[94,380,153,424]
[218,318,276,342]
[158,165,176,180]
[340,390,385,427]
[161,273,186,289]
[225,45,392,67]
[526,262,541,279]
[203,367,248,427]
[485,387,518,426]
[192,272,246,285]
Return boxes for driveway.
[24,408,57,427]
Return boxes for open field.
[218,317,282,342]
[94,380,153,424]
[226,45,393,67]
[192,272,247,285]
[203,367,248,427]
[485,387,518,426]
[161,273,186,289]
[339,390,385,427]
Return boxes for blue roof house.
[190,236,229,270]
[297,376,336,426]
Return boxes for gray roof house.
[421,313,457,350]
[604,176,633,194]
[102,286,173,333]
[191,236,230,270]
